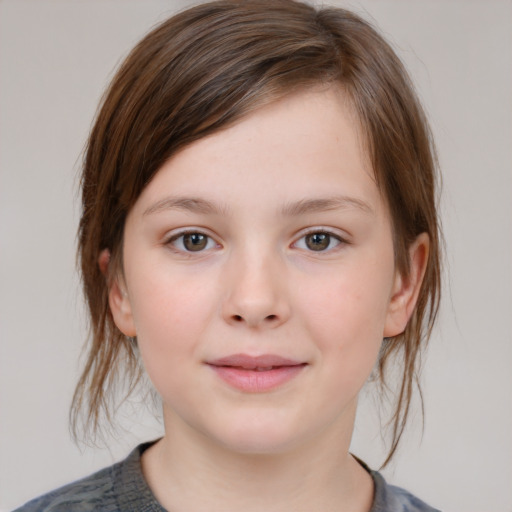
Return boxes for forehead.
[131,87,382,220]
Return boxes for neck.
[141,406,374,512]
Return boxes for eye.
[168,231,217,252]
[294,231,343,252]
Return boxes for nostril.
[229,313,280,325]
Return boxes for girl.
[16,1,442,510]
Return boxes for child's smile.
[109,86,420,455]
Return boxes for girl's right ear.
[98,248,111,276]
[98,249,137,337]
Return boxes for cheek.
[296,261,393,382]
[127,267,217,364]
[127,270,220,412]
[300,267,392,340]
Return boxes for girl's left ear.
[384,233,429,338]
[98,249,137,337]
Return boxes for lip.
[207,353,307,393]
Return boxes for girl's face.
[109,87,426,455]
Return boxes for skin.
[106,87,428,511]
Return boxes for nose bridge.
[222,239,289,328]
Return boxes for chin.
[210,416,310,456]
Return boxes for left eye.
[169,232,217,252]
[294,231,342,252]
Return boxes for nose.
[222,251,291,329]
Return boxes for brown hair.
[72,0,441,466]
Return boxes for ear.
[98,249,137,337]
[384,233,429,338]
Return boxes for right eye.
[168,232,217,252]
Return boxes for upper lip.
[207,353,305,370]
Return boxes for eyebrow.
[143,195,374,217]
[280,196,374,217]
[143,196,230,216]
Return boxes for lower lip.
[209,365,306,392]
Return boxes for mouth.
[207,354,307,392]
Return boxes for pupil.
[184,233,207,251]
[306,233,329,251]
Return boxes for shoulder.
[12,464,117,512]
[13,442,164,512]
[370,469,442,512]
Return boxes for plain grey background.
[0,1,511,510]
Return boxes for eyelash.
[165,228,348,254]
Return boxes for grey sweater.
[14,442,440,511]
